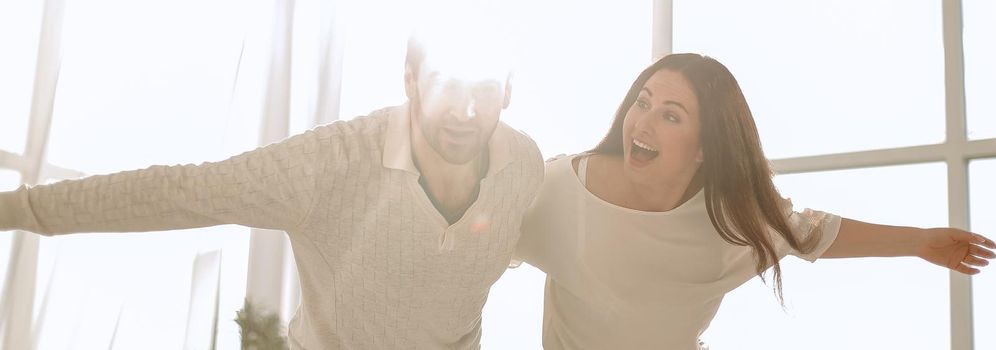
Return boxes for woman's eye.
[636,100,650,110]
[664,113,680,123]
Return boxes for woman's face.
[621,69,703,187]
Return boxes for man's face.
[408,57,509,165]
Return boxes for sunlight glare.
[409,0,518,83]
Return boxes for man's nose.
[453,96,477,122]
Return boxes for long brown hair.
[592,53,820,301]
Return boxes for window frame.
[657,1,994,349]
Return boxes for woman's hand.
[823,219,995,275]
[917,228,996,275]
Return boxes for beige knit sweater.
[0,105,545,349]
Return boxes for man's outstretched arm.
[0,127,335,236]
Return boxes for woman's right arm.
[820,218,996,275]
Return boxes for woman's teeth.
[631,139,659,161]
[633,139,658,152]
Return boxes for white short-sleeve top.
[515,154,841,350]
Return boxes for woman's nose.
[633,111,651,130]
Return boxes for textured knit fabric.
[514,154,841,350]
[0,104,545,350]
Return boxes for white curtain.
[0,0,344,348]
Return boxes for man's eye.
[473,85,501,99]
[432,83,460,99]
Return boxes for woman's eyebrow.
[641,87,689,114]
[663,101,689,114]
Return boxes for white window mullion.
[312,0,345,127]
[772,138,996,176]
[964,138,996,158]
[652,0,673,60]
[0,150,28,174]
[245,0,297,324]
[949,157,973,350]
[942,0,973,349]
[0,0,65,348]
[773,144,948,175]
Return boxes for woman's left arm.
[820,218,996,275]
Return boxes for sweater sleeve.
[0,127,329,236]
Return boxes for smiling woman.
[512,52,995,350]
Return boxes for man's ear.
[502,74,513,109]
[404,64,416,99]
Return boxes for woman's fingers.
[963,255,990,267]
[978,234,996,249]
[955,263,981,275]
[970,245,996,259]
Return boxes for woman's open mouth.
[630,138,659,163]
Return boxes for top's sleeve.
[0,127,330,236]
[511,154,569,270]
[508,136,547,268]
[510,188,542,269]
[775,197,842,262]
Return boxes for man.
[0,21,543,349]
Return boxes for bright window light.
[28,0,271,348]
[964,0,996,140]
[673,0,945,159]
[971,159,996,350]
[703,163,949,349]
[0,1,43,155]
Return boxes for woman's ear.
[696,148,704,163]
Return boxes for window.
[673,0,945,159]
[23,0,268,348]
[964,0,996,140]
[675,1,993,348]
[971,159,996,350]
[703,163,950,349]
[0,1,43,155]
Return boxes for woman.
[513,53,995,349]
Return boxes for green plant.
[234,298,288,350]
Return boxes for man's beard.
[411,87,485,165]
